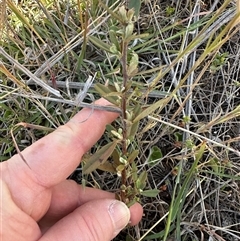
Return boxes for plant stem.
[120,39,129,203]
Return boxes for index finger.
[8,98,119,187]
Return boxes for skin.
[0,98,143,241]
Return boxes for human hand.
[1,98,143,241]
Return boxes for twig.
[27,80,170,98]
[6,91,122,113]
[10,124,31,168]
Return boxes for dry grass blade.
[0,0,6,41]
[3,91,121,113]
[32,1,120,78]
[0,63,27,87]
[0,47,61,97]
[148,115,240,157]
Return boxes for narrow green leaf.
[127,52,138,76]
[136,171,147,190]
[127,150,139,164]
[97,161,117,173]
[109,29,120,49]
[141,189,160,197]
[83,141,118,174]
[131,161,138,182]
[133,96,171,122]
[163,142,206,241]
[81,177,87,189]
[116,164,125,173]
[144,225,176,240]
[208,158,220,174]
[88,35,111,53]
[3,145,15,155]
[94,83,119,105]
[132,104,142,118]
[128,0,141,18]
[118,5,128,22]
[0,156,9,161]
[94,83,112,94]
[127,33,149,42]
[128,120,139,139]
[112,148,120,167]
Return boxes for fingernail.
[108,201,130,236]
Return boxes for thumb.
[39,199,130,241]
